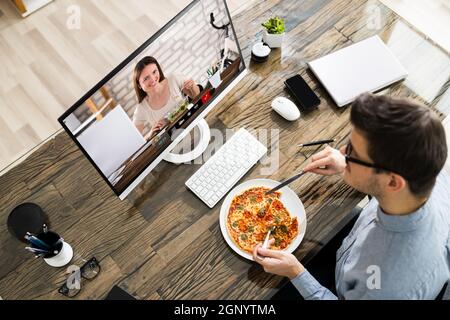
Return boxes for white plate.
[219,178,307,261]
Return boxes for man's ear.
[386,173,407,193]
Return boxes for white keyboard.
[185,128,267,208]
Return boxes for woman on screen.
[132,56,201,140]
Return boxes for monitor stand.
[163,119,211,164]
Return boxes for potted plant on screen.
[261,16,285,48]
[207,61,222,89]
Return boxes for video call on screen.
[61,0,244,195]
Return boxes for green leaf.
[262,16,285,34]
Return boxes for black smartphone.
[284,74,320,111]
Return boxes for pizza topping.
[263,212,273,222]
[227,186,299,253]
[257,207,266,218]
[272,199,284,211]
[274,215,281,224]
[258,232,267,241]
[238,220,247,232]
[244,210,254,219]
[274,237,281,247]
[290,219,298,233]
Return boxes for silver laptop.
[308,35,408,107]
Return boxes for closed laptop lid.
[308,35,408,107]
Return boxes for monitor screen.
[58,0,246,198]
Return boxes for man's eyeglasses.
[344,143,391,173]
[58,257,100,298]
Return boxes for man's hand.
[303,146,346,176]
[252,239,305,280]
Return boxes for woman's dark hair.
[350,93,447,198]
[133,56,165,103]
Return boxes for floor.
[380,0,450,53]
[0,0,449,174]
[0,0,253,174]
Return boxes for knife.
[265,171,307,195]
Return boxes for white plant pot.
[208,71,222,88]
[262,31,284,48]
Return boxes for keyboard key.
[185,129,267,208]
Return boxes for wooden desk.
[0,0,447,300]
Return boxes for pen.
[25,247,54,255]
[298,139,335,147]
[25,234,51,250]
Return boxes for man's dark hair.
[350,93,448,197]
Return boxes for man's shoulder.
[432,170,450,198]
[429,171,450,228]
[356,214,444,265]
[434,171,450,205]
[349,235,446,299]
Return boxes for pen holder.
[7,203,48,243]
[33,231,73,267]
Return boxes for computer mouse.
[271,97,300,121]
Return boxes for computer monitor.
[58,0,246,200]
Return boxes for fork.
[262,229,272,249]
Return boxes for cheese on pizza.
[226,186,299,253]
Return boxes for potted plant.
[261,16,285,48]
